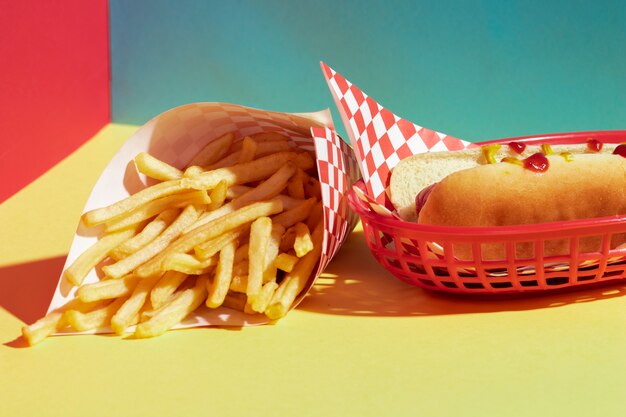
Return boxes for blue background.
[110,0,626,142]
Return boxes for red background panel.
[0,0,110,202]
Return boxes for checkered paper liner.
[321,62,473,209]
[311,127,361,271]
[47,102,359,334]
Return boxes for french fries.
[111,273,162,334]
[186,132,234,168]
[208,180,228,211]
[274,253,298,273]
[135,275,209,338]
[287,169,306,199]
[206,239,237,308]
[193,227,245,260]
[238,136,258,163]
[76,275,140,302]
[110,209,180,259]
[134,152,183,181]
[105,191,209,232]
[150,271,188,309]
[161,253,218,275]
[185,162,297,232]
[23,130,328,345]
[65,297,129,332]
[102,205,201,279]
[272,198,317,228]
[293,222,314,257]
[246,217,273,301]
[82,179,189,226]
[266,222,324,320]
[64,227,139,286]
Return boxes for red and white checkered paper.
[311,127,361,274]
[321,62,473,210]
[48,102,359,334]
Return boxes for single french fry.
[110,208,180,259]
[181,151,313,191]
[225,185,251,199]
[135,275,209,338]
[184,165,204,178]
[203,152,240,171]
[76,275,140,303]
[304,177,322,201]
[206,240,237,308]
[105,190,209,232]
[65,296,129,332]
[229,274,248,293]
[293,222,314,257]
[222,292,248,311]
[238,136,258,164]
[277,195,307,210]
[141,276,196,322]
[186,132,234,168]
[233,244,249,263]
[287,169,306,199]
[274,252,299,273]
[306,201,324,231]
[22,311,64,346]
[265,222,323,320]
[139,274,197,322]
[226,185,304,210]
[253,140,291,155]
[64,227,138,286]
[136,199,283,278]
[272,198,317,228]
[227,185,305,210]
[207,180,228,211]
[243,302,256,315]
[82,178,188,226]
[183,162,296,233]
[250,131,289,142]
[134,152,183,181]
[233,260,249,277]
[194,227,246,260]
[162,253,218,275]
[103,205,201,279]
[251,281,279,313]
[109,273,162,335]
[21,299,105,345]
[247,217,272,301]
[150,271,188,309]
[280,226,297,253]
[263,224,284,282]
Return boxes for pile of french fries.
[23,131,325,345]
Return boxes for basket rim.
[349,129,626,238]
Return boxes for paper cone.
[48,102,359,334]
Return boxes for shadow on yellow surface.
[299,231,626,317]
[0,256,65,325]
[3,230,626,347]
[1,256,66,347]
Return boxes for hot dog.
[390,141,618,221]
[389,142,626,260]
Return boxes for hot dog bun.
[389,143,618,221]
[416,153,626,260]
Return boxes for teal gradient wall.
[110,0,626,142]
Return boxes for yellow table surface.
[2,124,626,417]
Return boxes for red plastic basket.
[348,131,626,295]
